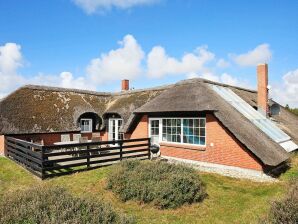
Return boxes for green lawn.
[0,155,297,224]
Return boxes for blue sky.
[0,0,298,106]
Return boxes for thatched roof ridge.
[178,78,257,93]
[135,81,219,113]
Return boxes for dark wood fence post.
[119,142,123,161]
[86,145,90,168]
[148,138,151,160]
[41,146,45,179]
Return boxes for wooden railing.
[5,137,151,179]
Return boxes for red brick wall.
[160,114,263,171]
[124,115,148,140]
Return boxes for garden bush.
[107,160,207,209]
[0,185,134,224]
[262,178,298,224]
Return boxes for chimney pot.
[121,79,129,91]
[257,64,269,116]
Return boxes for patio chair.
[60,134,71,152]
[73,134,81,142]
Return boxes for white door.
[149,119,161,145]
[108,119,123,142]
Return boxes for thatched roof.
[0,85,167,135]
[0,78,296,166]
[135,79,290,166]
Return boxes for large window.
[80,119,92,133]
[154,118,206,146]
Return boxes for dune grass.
[0,155,297,224]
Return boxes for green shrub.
[107,160,207,209]
[262,179,298,224]
[0,185,134,224]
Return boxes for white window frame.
[148,118,162,144]
[80,118,93,133]
[148,117,206,146]
[108,118,124,142]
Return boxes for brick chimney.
[121,79,129,91]
[257,63,269,116]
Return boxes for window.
[162,119,181,143]
[108,118,123,141]
[150,117,206,146]
[80,119,92,133]
[183,118,205,145]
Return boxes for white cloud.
[0,43,25,95]
[186,71,251,89]
[0,42,96,98]
[60,72,95,89]
[220,73,238,86]
[73,0,159,14]
[271,69,298,107]
[30,72,95,90]
[147,45,215,78]
[216,58,230,68]
[87,34,144,84]
[231,44,272,67]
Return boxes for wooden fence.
[5,136,151,179]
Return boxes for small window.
[80,119,92,133]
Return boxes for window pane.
[200,137,206,145]
[162,134,167,141]
[194,119,199,127]
[189,136,194,144]
[177,126,181,135]
[200,119,205,127]
[172,135,177,142]
[163,119,166,126]
[163,126,166,134]
[172,127,176,134]
[172,119,177,126]
[183,136,188,143]
[183,127,189,135]
[194,128,200,136]
[167,135,171,142]
[177,135,181,143]
[194,136,200,144]
[177,119,181,126]
[167,119,171,126]
[167,127,171,134]
[200,128,205,136]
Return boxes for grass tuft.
[0,185,134,224]
[106,160,207,209]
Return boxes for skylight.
[210,84,297,152]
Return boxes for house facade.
[0,64,297,179]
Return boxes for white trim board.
[162,156,276,182]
